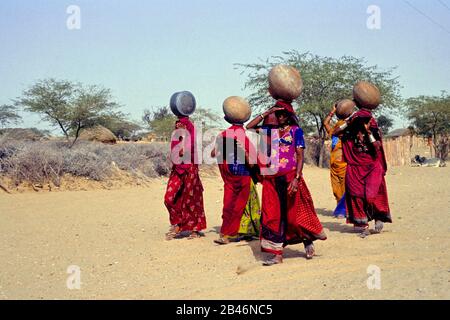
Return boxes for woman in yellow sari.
[324,104,347,218]
[238,180,261,239]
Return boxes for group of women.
[163,93,392,266]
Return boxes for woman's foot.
[165,225,180,240]
[262,254,283,266]
[214,235,240,245]
[355,226,370,238]
[374,220,384,234]
[187,231,202,240]
[305,243,315,260]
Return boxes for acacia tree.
[236,51,402,167]
[0,104,22,128]
[143,106,221,140]
[377,115,394,135]
[15,79,120,146]
[143,107,176,140]
[407,93,450,161]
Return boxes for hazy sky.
[1,0,449,131]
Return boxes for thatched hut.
[79,125,117,144]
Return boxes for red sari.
[217,125,255,237]
[260,120,326,255]
[164,117,206,232]
[341,109,392,227]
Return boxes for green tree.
[15,79,120,146]
[190,107,222,130]
[0,104,22,128]
[407,93,450,161]
[236,51,402,166]
[143,107,222,140]
[143,107,176,140]
[377,115,394,135]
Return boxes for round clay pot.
[268,64,303,102]
[223,96,251,124]
[335,99,357,119]
[353,81,381,110]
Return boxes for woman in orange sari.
[324,104,347,218]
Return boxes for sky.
[0,0,449,131]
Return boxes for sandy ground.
[0,166,449,300]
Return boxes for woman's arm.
[324,104,337,136]
[332,112,358,136]
[287,147,304,197]
[246,106,283,130]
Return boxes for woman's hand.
[264,106,284,117]
[330,103,337,115]
[288,177,300,197]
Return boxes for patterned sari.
[164,117,206,232]
[260,125,326,255]
[238,180,261,237]
[341,109,392,227]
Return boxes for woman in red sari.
[247,100,327,266]
[212,122,257,244]
[164,116,206,240]
[333,108,392,238]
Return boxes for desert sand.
[0,166,449,300]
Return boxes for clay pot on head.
[223,96,251,124]
[268,64,303,102]
[335,99,357,119]
[353,81,381,110]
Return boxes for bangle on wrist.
[339,122,348,130]
[260,114,265,120]
[368,134,376,143]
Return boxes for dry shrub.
[0,139,171,185]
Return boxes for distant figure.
[333,108,392,237]
[247,100,327,266]
[324,104,347,219]
[411,155,445,167]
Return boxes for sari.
[260,124,326,255]
[341,109,392,227]
[238,180,261,237]
[164,117,206,232]
[217,125,258,238]
[327,120,348,217]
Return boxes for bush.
[0,140,171,185]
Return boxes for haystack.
[79,125,117,144]
[0,128,47,141]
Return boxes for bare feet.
[262,254,283,266]
[214,235,240,245]
[374,220,384,233]
[187,231,202,240]
[165,225,180,240]
[305,243,315,259]
[214,236,230,245]
[355,226,370,238]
